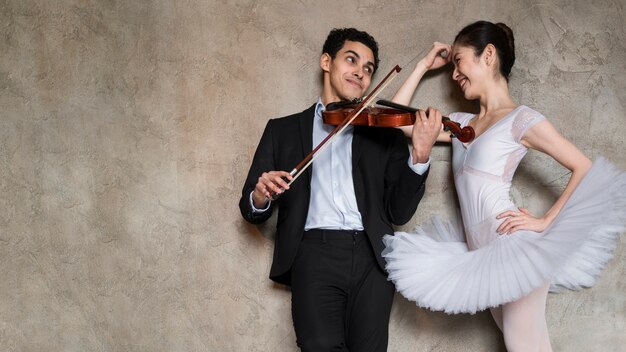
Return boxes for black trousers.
[291,229,395,352]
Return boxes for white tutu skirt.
[382,157,626,314]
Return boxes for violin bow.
[269,65,402,200]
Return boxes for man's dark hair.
[322,28,380,72]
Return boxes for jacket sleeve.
[383,128,429,225]
[239,120,276,224]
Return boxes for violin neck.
[326,98,360,111]
[376,99,418,113]
[378,99,454,121]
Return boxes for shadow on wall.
[394,295,507,351]
[238,212,278,242]
[238,215,292,293]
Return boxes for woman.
[382,21,626,351]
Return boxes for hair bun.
[495,22,515,53]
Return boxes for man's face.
[321,40,375,103]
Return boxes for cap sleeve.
[512,106,546,143]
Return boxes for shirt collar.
[315,97,325,120]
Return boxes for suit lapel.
[351,126,366,214]
[352,126,363,173]
[297,104,364,184]
[299,104,316,183]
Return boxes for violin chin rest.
[326,98,362,112]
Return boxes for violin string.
[401,42,450,70]
[400,47,428,71]
[366,46,427,105]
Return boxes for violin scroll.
[442,117,475,143]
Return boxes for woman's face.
[451,44,488,100]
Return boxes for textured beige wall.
[1,0,624,351]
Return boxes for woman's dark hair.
[454,21,515,81]
[322,28,380,72]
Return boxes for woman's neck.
[477,79,516,119]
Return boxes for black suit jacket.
[240,104,429,285]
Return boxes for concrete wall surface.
[1,0,624,351]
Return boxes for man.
[239,28,441,351]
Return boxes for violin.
[323,99,475,143]
[323,101,415,127]
[266,64,473,201]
